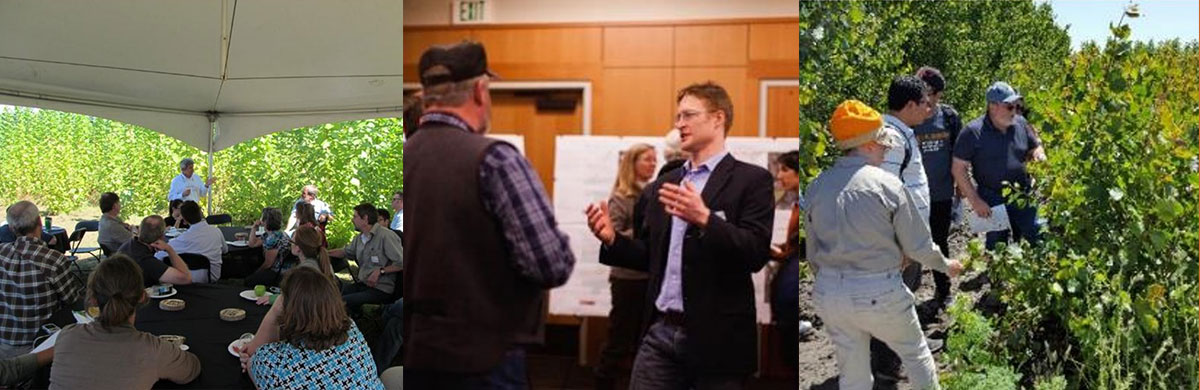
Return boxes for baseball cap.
[986,81,1022,103]
[418,41,499,88]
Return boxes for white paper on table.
[72,311,94,324]
[31,331,57,353]
[967,205,1011,234]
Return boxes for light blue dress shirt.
[655,150,728,314]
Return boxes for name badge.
[371,256,381,264]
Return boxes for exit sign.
[452,0,493,25]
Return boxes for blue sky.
[1045,0,1199,50]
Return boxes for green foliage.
[990,34,1199,389]
[803,2,1198,388]
[0,108,402,247]
[942,365,1022,390]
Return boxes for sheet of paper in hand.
[967,205,1011,234]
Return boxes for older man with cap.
[805,100,963,390]
[952,81,1044,250]
[167,158,215,202]
[402,41,576,389]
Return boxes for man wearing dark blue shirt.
[952,82,1044,249]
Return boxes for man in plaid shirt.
[0,201,83,359]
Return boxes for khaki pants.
[813,269,940,390]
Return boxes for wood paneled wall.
[404,18,798,193]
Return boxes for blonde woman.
[595,143,657,389]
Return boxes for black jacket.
[600,153,775,375]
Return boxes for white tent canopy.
[0,0,404,152]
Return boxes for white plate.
[146,287,177,299]
[228,338,250,357]
[239,290,273,301]
[227,240,249,247]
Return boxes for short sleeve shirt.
[954,114,1041,193]
[248,322,384,389]
[116,239,169,287]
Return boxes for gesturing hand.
[659,181,710,228]
[584,202,616,246]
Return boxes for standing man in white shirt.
[284,185,334,234]
[875,75,936,384]
[389,191,403,232]
[160,201,227,282]
[167,158,215,202]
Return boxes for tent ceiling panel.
[214,76,405,113]
[0,93,212,149]
[0,58,222,113]
[0,0,403,153]
[0,1,224,78]
[226,0,404,78]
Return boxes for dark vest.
[402,122,545,373]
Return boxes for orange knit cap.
[830,100,886,150]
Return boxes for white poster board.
[486,134,525,155]
[551,136,799,324]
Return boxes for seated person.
[376,208,393,232]
[163,199,190,230]
[0,348,53,387]
[291,202,328,248]
[50,255,201,389]
[116,216,192,287]
[284,185,333,235]
[0,225,57,248]
[0,201,83,359]
[161,201,227,282]
[330,204,402,316]
[244,208,292,287]
[236,267,384,389]
[97,192,133,253]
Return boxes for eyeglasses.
[674,109,715,123]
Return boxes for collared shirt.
[167,173,209,202]
[954,114,1041,194]
[285,199,333,235]
[390,210,403,231]
[656,150,729,313]
[97,214,132,252]
[416,110,580,289]
[161,221,227,282]
[804,155,950,276]
[344,224,403,294]
[881,114,932,221]
[0,236,83,346]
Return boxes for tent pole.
[207,114,217,216]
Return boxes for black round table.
[44,227,68,253]
[134,284,269,389]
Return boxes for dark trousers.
[373,299,403,374]
[771,256,800,370]
[979,189,1042,250]
[243,268,281,288]
[341,282,393,315]
[406,348,529,390]
[629,318,746,390]
[596,277,649,381]
[928,200,953,300]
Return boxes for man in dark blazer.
[586,82,775,389]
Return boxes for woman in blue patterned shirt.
[244,207,291,287]
[237,267,382,389]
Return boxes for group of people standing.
[804,66,1045,389]
[401,40,799,390]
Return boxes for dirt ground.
[797,223,991,390]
